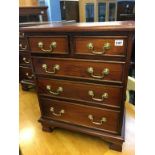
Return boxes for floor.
[19,85,135,155]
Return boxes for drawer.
[73,36,127,57]
[40,98,120,134]
[19,31,25,38]
[19,39,28,51]
[37,78,123,108]
[28,36,69,54]
[33,58,125,83]
[19,66,34,81]
[19,53,31,65]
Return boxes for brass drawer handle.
[50,107,65,117]
[88,114,107,125]
[87,67,110,79]
[38,41,57,52]
[87,42,111,55]
[25,73,34,79]
[19,43,27,50]
[19,32,24,38]
[88,90,108,102]
[23,57,30,64]
[46,85,63,95]
[42,64,60,74]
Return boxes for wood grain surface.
[32,57,125,84]
[39,97,120,134]
[73,36,127,57]
[37,78,123,108]
[20,21,135,32]
[29,36,69,54]
[19,84,135,155]
[20,22,135,152]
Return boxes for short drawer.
[33,58,125,84]
[19,39,28,51]
[40,98,120,134]
[19,66,34,81]
[19,31,25,38]
[19,53,31,65]
[28,36,69,54]
[37,78,123,108]
[73,36,127,57]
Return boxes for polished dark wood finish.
[19,5,49,91]
[19,30,35,91]
[32,58,125,84]
[19,39,28,51]
[21,21,134,32]
[29,36,69,54]
[37,78,123,108]
[21,21,135,151]
[40,98,120,134]
[19,66,34,81]
[73,36,127,57]
[19,53,31,66]
[39,116,125,152]
[19,21,76,91]
[19,25,35,91]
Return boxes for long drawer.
[28,36,69,54]
[32,58,125,84]
[73,36,127,57]
[37,78,123,108]
[40,98,120,134]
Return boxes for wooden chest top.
[20,21,135,32]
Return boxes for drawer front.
[33,58,124,83]
[19,53,31,65]
[37,78,123,108]
[28,36,69,54]
[19,66,34,81]
[40,98,120,134]
[19,31,25,38]
[19,39,28,51]
[73,36,127,57]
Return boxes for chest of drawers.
[19,21,75,91]
[19,6,48,91]
[19,28,35,90]
[20,21,135,151]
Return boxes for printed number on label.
[115,40,124,46]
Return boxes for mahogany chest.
[19,25,35,90]
[19,21,76,90]
[20,21,135,151]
